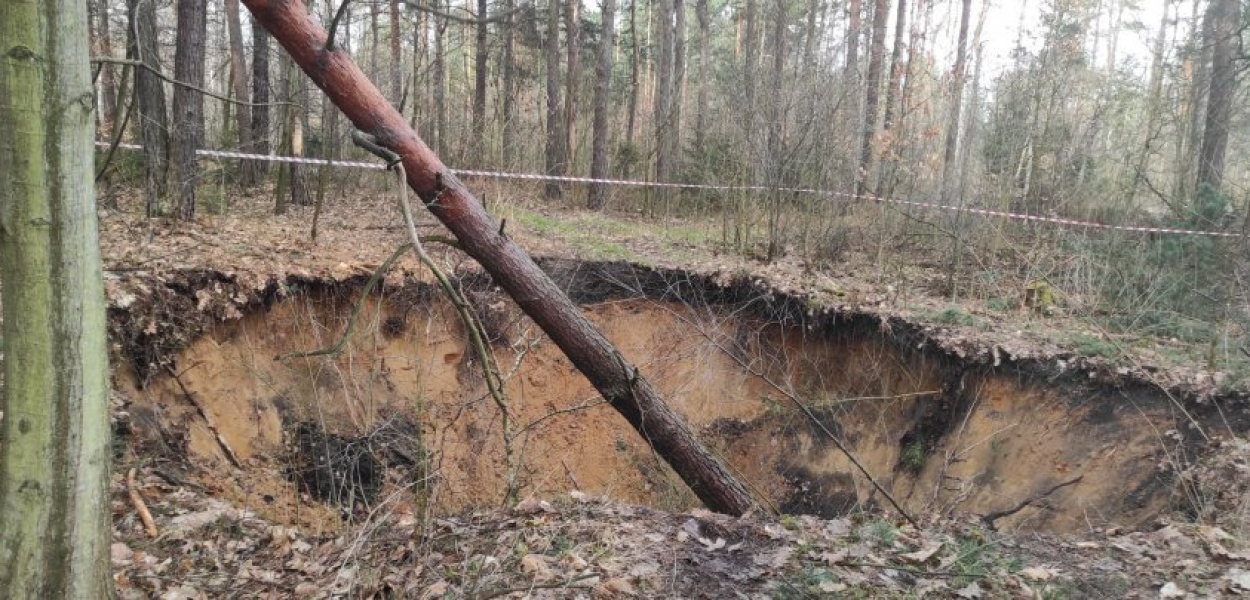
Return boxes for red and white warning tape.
[96,141,1244,238]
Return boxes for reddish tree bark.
[241,0,757,516]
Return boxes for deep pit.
[115,262,1239,534]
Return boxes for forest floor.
[108,463,1250,599]
[97,181,1250,598]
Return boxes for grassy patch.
[1068,332,1120,359]
[898,441,928,473]
[925,306,977,327]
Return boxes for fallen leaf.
[699,537,726,551]
[900,541,942,564]
[521,554,555,580]
[955,582,983,598]
[1159,581,1185,598]
[1020,566,1057,581]
[753,547,793,569]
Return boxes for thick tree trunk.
[225,0,258,185]
[241,0,758,516]
[1196,0,1238,197]
[588,0,617,209]
[251,15,272,169]
[127,0,169,214]
[544,0,566,197]
[0,0,113,595]
[170,0,208,220]
[856,0,887,196]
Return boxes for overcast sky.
[918,0,1174,82]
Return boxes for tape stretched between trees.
[94,141,1244,239]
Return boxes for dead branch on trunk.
[242,0,757,516]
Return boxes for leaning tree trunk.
[0,0,113,595]
[241,0,758,516]
[588,0,616,209]
[169,0,208,220]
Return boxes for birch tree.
[0,0,113,595]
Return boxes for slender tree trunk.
[744,0,757,126]
[411,5,425,131]
[671,0,685,163]
[565,0,582,171]
[694,0,708,150]
[1179,0,1212,203]
[127,0,169,214]
[765,0,787,260]
[942,0,972,298]
[474,0,489,143]
[939,0,970,198]
[1127,0,1170,202]
[654,0,674,201]
[856,0,887,196]
[391,0,403,103]
[371,0,380,76]
[589,0,617,208]
[545,0,566,197]
[502,0,518,162]
[845,0,860,78]
[170,0,208,220]
[251,15,271,169]
[434,1,448,156]
[1196,0,1238,197]
[225,0,258,185]
[801,0,817,70]
[626,0,639,144]
[292,54,312,206]
[0,0,113,594]
[241,0,758,516]
[96,0,118,125]
[875,0,905,195]
[274,54,293,215]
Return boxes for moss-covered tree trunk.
[0,0,113,596]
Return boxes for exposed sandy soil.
[114,264,1244,538]
[95,184,1250,597]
